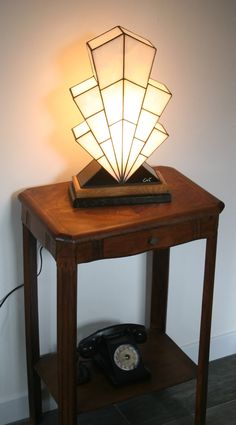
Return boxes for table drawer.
[103,216,217,258]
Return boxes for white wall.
[0,0,236,423]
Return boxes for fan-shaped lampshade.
[70,26,172,183]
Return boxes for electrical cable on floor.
[0,245,44,309]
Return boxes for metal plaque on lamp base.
[69,160,171,208]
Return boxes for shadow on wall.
[44,33,97,183]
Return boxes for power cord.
[0,246,44,308]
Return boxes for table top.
[18,167,224,243]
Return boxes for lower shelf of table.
[35,331,197,413]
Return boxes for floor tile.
[207,355,236,408]
[78,405,130,425]
[37,407,130,425]
[39,411,57,424]
[149,415,194,425]
[116,390,191,425]
[6,407,130,425]
[206,399,236,425]
[151,380,196,414]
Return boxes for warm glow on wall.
[70,26,172,184]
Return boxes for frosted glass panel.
[88,27,122,50]
[72,121,89,139]
[135,110,158,141]
[92,35,123,89]
[149,79,170,92]
[155,122,168,133]
[110,121,123,175]
[143,80,172,116]
[71,26,171,182]
[123,121,136,170]
[71,76,97,97]
[124,81,145,124]
[125,154,147,181]
[74,86,103,118]
[141,125,168,157]
[121,27,153,47]
[124,35,156,87]
[125,139,144,178]
[77,132,103,160]
[100,139,119,177]
[98,156,119,181]
[87,111,110,143]
[102,80,123,125]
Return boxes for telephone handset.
[78,323,150,386]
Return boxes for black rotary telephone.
[78,323,150,386]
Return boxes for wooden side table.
[18,166,224,425]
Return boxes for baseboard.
[0,391,56,425]
[181,329,236,363]
[0,394,28,425]
[1,331,236,424]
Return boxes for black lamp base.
[69,160,171,208]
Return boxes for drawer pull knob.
[148,237,159,245]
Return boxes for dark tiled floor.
[7,354,236,425]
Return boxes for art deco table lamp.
[69,26,172,207]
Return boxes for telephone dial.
[78,323,150,386]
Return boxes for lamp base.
[69,160,171,208]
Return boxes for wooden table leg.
[150,248,170,331]
[57,257,78,425]
[23,225,42,424]
[195,234,218,425]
